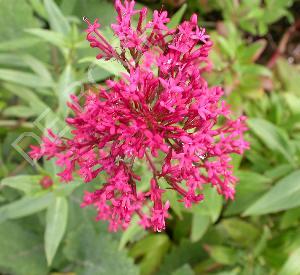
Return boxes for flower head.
[30,0,249,232]
[40,176,53,189]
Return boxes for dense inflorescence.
[30,0,249,232]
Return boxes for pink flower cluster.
[30,0,248,232]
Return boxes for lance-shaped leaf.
[247,118,295,165]
[0,193,53,223]
[1,175,43,195]
[244,170,300,216]
[167,4,187,29]
[44,0,70,35]
[45,196,68,265]
[0,69,53,88]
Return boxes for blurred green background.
[0,0,300,274]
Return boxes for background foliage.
[0,0,300,274]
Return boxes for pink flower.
[30,0,249,232]
[151,200,170,232]
[39,176,53,189]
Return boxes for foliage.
[0,0,300,274]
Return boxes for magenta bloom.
[30,0,248,232]
[39,175,53,189]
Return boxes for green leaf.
[164,189,183,219]
[237,39,266,63]
[0,53,28,67]
[0,221,48,275]
[80,57,127,77]
[0,0,50,61]
[63,188,138,275]
[190,213,210,242]
[119,214,146,250]
[191,186,222,223]
[280,207,300,230]
[240,64,272,77]
[264,164,294,181]
[207,245,238,265]
[217,36,235,59]
[3,105,39,118]
[253,226,271,258]
[1,175,43,195]
[204,187,223,222]
[60,0,77,15]
[224,171,271,216]
[53,180,81,197]
[57,64,80,116]
[157,239,206,275]
[236,171,271,193]
[3,83,50,113]
[0,69,53,88]
[284,93,300,114]
[279,247,300,275]
[129,234,170,275]
[44,159,63,179]
[44,0,70,35]
[0,0,39,42]
[26,28,66,50]
[28,0,48,19]
[276,58,300,95]
[167,3,187,29]
[244,170,300,216]
[247,118,295,165]
[171,264,195,275]
[0,37,40,51]
[220,218,260,246]
[22,55,53,82]
[0,193,53,223]
[45,196,68,266]
[64,221,139,275]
